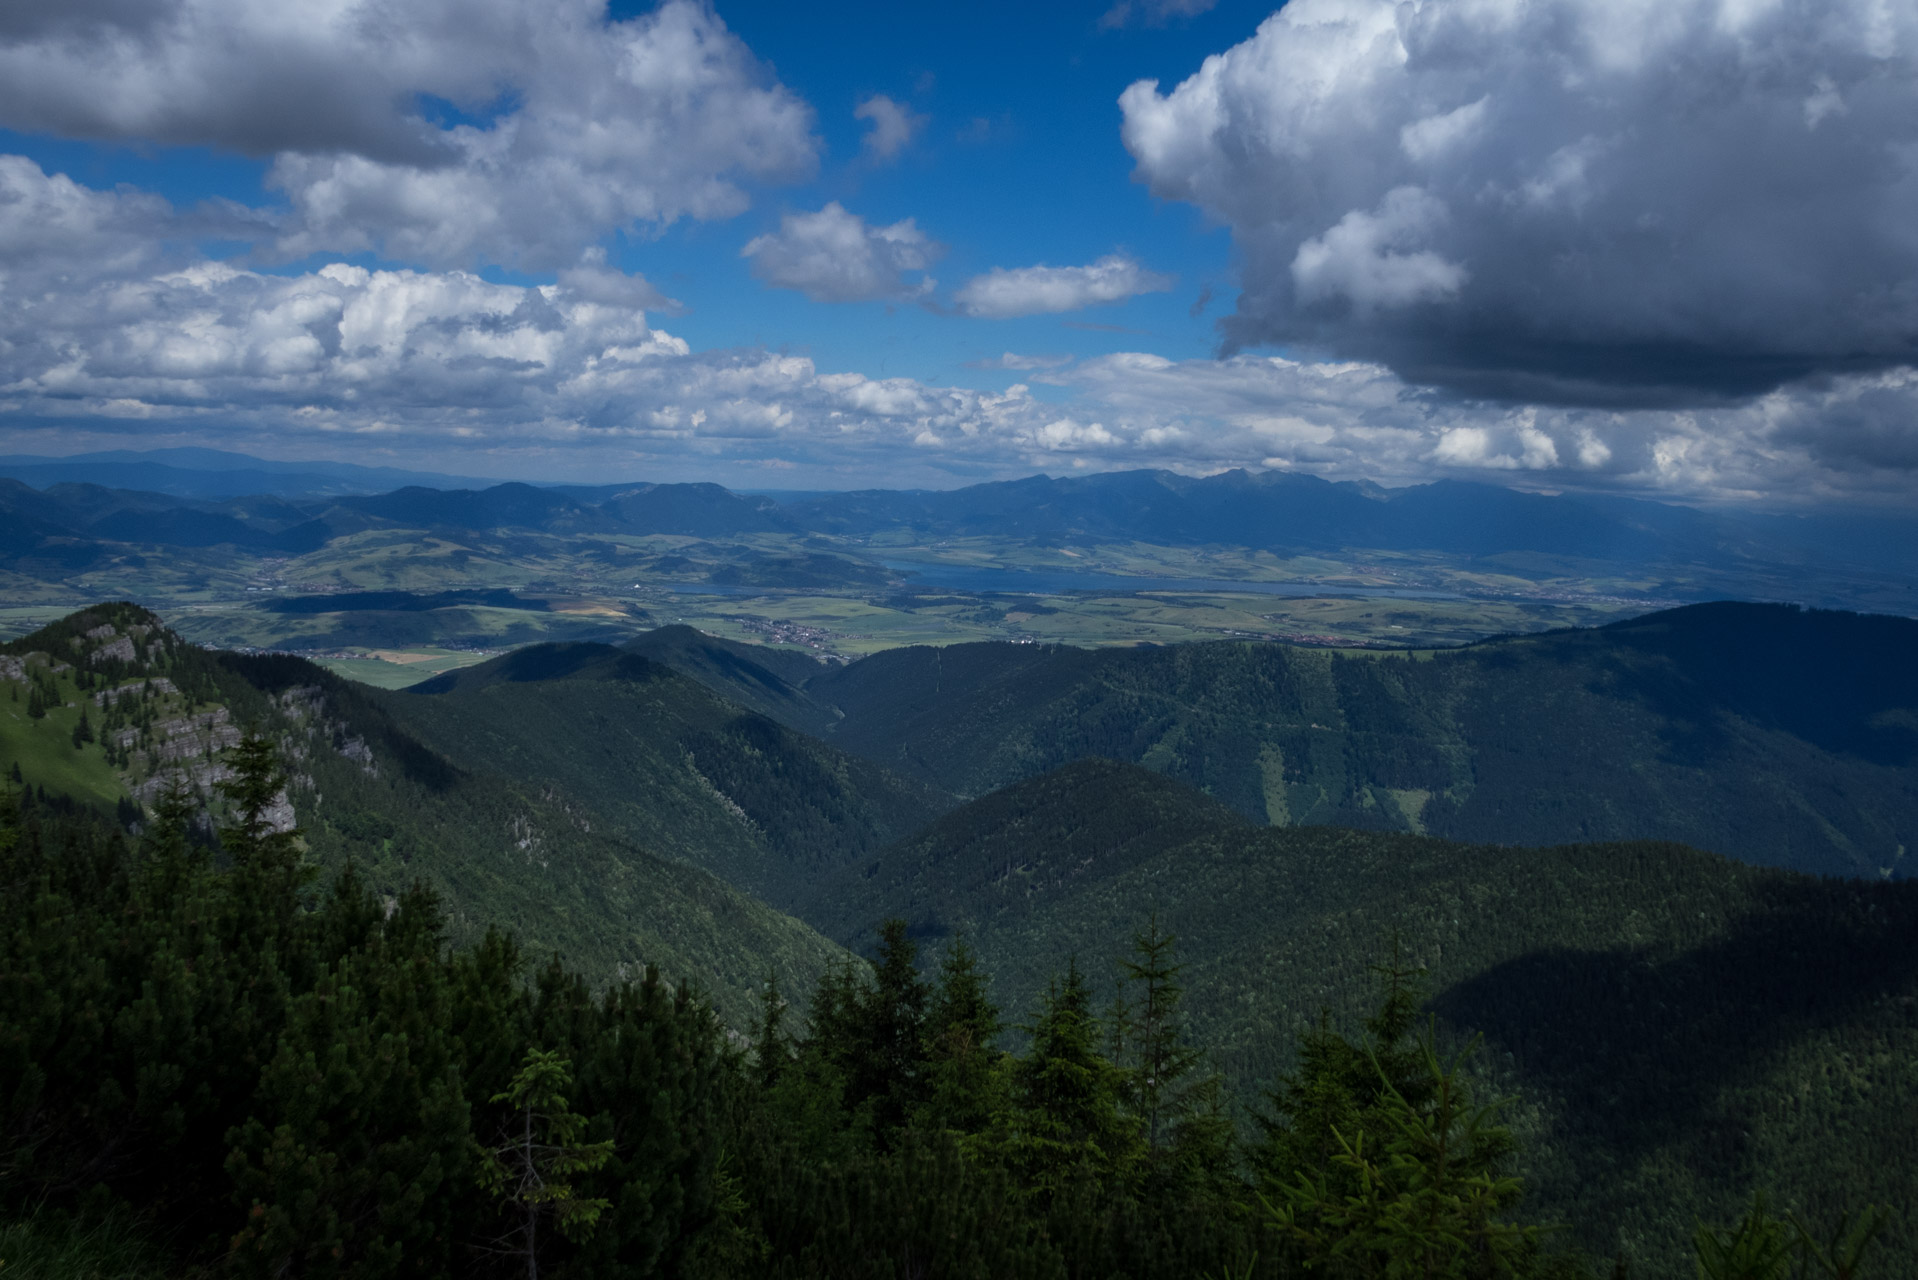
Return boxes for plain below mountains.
[6,453,1918,597]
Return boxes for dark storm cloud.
[1121,0,1918,406]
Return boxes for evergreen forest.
[0,602,1912,1278]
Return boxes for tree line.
[0,736,1886,1278]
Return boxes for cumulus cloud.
[0,0,818,271]
[6,161,1917,498]
[741,202,940,303]
[1120,0,1918,405]
[0,155,172,286]
[556,248,679,313]
[854,95,926,162]
[955,254,1173,318]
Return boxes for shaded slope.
[813,759,1918,1274]
[804,758,1250,941]
[398,641,952,907]
[623,624,840,736]
[0,605,852,1027]
[798,602,1918,878]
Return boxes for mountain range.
[629,604,1918,880]
[4,450,1918,592]
[5,598,1916,1272]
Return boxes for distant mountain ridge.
[2,450,1914,584]
[0,447,500,499]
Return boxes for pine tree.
[1003,957,1142,1202]
[755,969,792,1092]
[1265,1028,1543,1279]
[71,705,94,749]
[1117,915,1206,1154]
[477,1049,614,1280]
[920,935,1006,1140]
[862,918,930,1135]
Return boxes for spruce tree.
[1117,915,1206,1154]
[863,918,929,1135]
[1265,1029,1542,1279]
[920,935,1006,1140]
[1004,957,1141,1202]
[755,968,792,1092]
[477,1049,614,1280]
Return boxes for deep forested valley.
[2,601,1914,1277]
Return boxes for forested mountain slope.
[624,623,842,736]
[809,758,1918,1274]
[396,641,950,908]
[0,605,852,1025]
[720,602,1918,879]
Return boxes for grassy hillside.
[390,641,951,910]
[807,758,1918,1275]
[0,606,854,1027]
[773,602,1918,878]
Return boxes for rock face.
[5,606,293,827]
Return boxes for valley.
[4,463,1917,1277]
[8,464,1918,675]
[4,589,1915,1273]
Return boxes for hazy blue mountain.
[0,448,498,498]
[584,481,788,534]
[778,467,1918,573]
[6,456,1918,594]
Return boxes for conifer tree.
[1117,915,1206,1154]
[755,968,792,1092]
[920,935,1006,1140]
[1265,1028,1541,1279]
[1004,957,1141,1202]
[477,1049,614,1280]
[863,918,930,1134]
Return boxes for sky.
[1,0,1917,506]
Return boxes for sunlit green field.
[13,518,1887,673]
[0,675,125,808]
[307,648,497,689]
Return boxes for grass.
[308,647,494,689]
[0,683,124,808]
[0,1212,170,1279]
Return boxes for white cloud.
[1120,0,1918,405]
[5,159,1918,499]
[1099,0,1217,31]
[741,202,940,303]
[967,352,1074,371]
[955,254,1173,318]
[0,0,818,271]
[854,95,926,162]
[1290,187,1465,312]
[556,248,679,313]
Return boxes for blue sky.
[1,0,1916,505]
